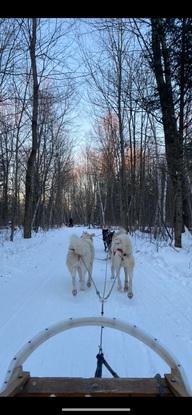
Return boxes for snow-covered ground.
[0,225,192,394]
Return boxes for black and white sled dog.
[66,231,95,296]
[102,227,115,254]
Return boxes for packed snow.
[0,225,192,393]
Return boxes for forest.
[0,18,192,247]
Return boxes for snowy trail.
[0,226,192,390]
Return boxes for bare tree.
[23,18,39,238]
[150,19,186,247]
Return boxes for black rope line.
[95,351,119,378]
[101,355,119,378]
[94,351,103,378]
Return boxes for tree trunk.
[24,18,39,238]
[151,19,183,247]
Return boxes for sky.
[0,225,192,401]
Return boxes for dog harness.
[113,248,127,259]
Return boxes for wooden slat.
[165,373,189,397]
[15,376,173,397]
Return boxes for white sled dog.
[66,232,95,296]
[111,229,135,298]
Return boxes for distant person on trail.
[69,218,73,227]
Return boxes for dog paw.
[87,281,91,288]
[128,292,133,299]
[72,289,77,296]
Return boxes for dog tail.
[69,235,86,256]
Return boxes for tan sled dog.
[111,229,135,298]
[66,232,95,296]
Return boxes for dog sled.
[0,316,191,397]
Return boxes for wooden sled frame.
[0,316,191,397]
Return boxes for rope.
[81,251,120,303]
[80,256,102,300]
[95,351,119,378]
[103,264,121,305]
[94,352,103,377]
[78,236,121,379]
[94,257,108,261]
[94,252,121,378]
[101,354,119,378]
[101,251,109,299]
